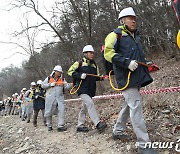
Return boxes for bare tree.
[8,0,65,43]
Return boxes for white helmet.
[22,88,27,91]
[82,45,94,53]
[118,7,136,20]
[53,65,63,72]
[31,82,36,86]
[37,80,43,85]
[15,93,18,96]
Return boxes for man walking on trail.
[4,99,9,116]
[19,88,27,120]
[24,82,36,123]
[11,94,15,115]
[11,93,19,115]
[104,7,157,154]
[32,80,46,127]
[68,45,107,133]
[8,97,13,115]
[42,65,72,132]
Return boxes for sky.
[0,0,57,71]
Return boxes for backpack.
[102,28,122,75]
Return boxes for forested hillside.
[0,0,179,98]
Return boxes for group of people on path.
[0,7,158,154]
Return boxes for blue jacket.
[104,25,153,88]
[68,57,101,97]
[32,87,45,110]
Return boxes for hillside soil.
[0,55,180,154]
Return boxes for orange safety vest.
[49,77,64,86]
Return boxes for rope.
[65,86,180,102]
[108,61,152,91]
[70,61,154,93]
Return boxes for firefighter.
[32,80,46,127]
[19,88,27,120]
[104,7,157,154]
[42,65,72,132]
[68,45,107,133]
[24,82,36,123]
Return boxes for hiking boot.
[57,126,67,132]
[48,127,53,131]
[77,127,89,132]
[138,147,158,154]
[33,122,37,127]
[96,122,107,133]
[112,133,131,141]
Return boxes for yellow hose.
[109,70,131,91]
[70,71,131,94]
[70,74,102,95]
[177,30,180,49]
[70,80,83,95]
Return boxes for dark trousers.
[8,106,13,115]
[33,109,46,124]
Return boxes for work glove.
[50,82,56,87]
[128,60,138,71]
[103,75,109,80]
[100,75,104,80]
[81,73,87,79]
[63,78,67,84]
[35,95,39,99]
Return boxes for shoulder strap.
[78,60,83,68]
[48,76,51,82]
[113,28,122,51]
[93,61,97,68]
[114,28,122,35]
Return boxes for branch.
[29,0,65,43]
[0,41,32,56]
[13,23,47,37]
[1,52,29,61]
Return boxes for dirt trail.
[0,56,179,154]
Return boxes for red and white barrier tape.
[65,86,180,102]
[140,86,180,95]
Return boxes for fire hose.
[70,61,159,94]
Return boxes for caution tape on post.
[64,86,180,102]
